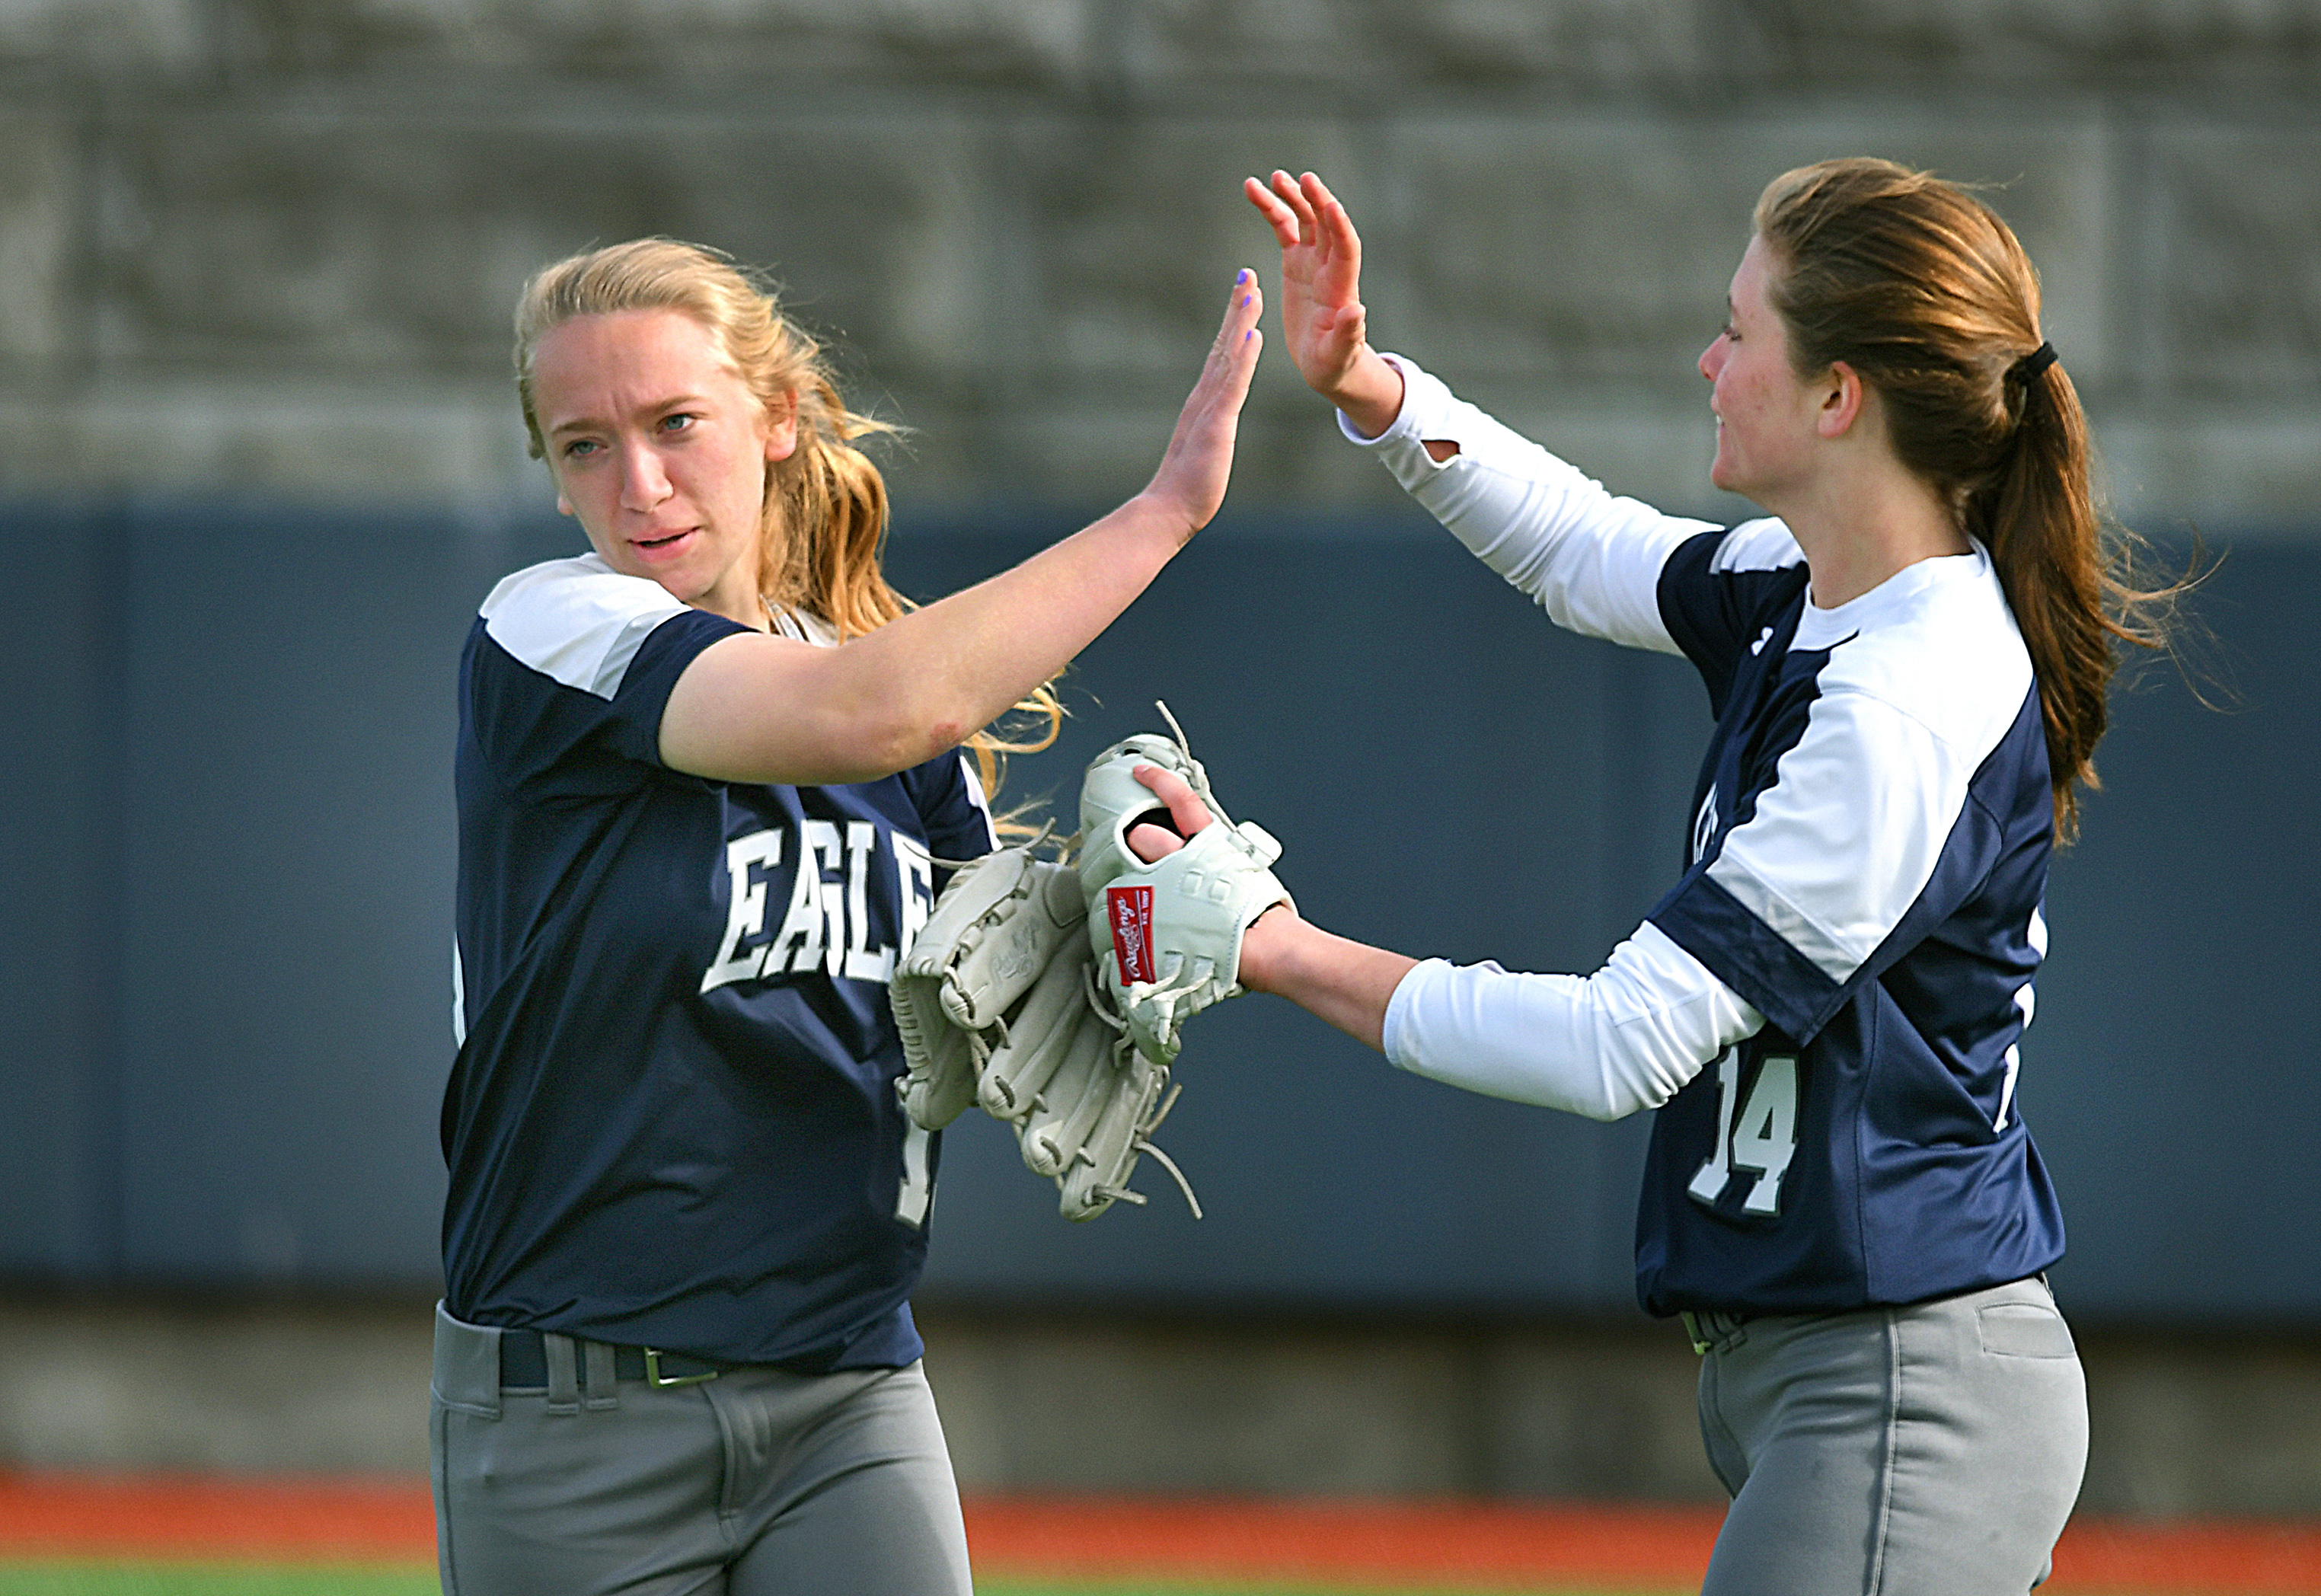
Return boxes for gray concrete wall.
[1,2,2318,525]
[6,1295,2319,1519]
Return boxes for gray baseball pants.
[1693,1275,2087,1596]
[430,1303,972,1596]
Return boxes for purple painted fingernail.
[1236,268,1250,284]
[1241,295,1252,308]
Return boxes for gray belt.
[1680,1308,1753,1355]
[498,1328,723,1389]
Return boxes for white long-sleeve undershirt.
[1381,923,1765,1121]
[1344,355,1770,1119]
[1341,356,1718,658]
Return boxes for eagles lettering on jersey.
[1636,522,2065,1315]
[701,822,937,993]
[442,555,994,1369]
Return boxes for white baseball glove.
[991,947,1200,1221]
[1078,704,1291,1065]
[891,832,1202,1222]
[1034,1011,1198,1222]
[891,839,1084,1131]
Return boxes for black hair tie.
[2014,341,2059,382]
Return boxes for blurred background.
[2,0,2317,1526]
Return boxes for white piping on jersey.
[959,753,1000,853]
[1705,547,2034,984]
[1708,516,1805,574]
[1994,904,2047,1132]
[480,553,694,700]
[1342,356,1715,659]
[1382,922,1764,1121]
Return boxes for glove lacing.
[1077,961,1205,1221]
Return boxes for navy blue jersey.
[1351,356,2067,1323]
[443,554,994,1368]
[1637,522,2064,1314]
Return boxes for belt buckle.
[643,1347,719,1388]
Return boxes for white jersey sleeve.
[480,552,694,700]
[1381,922,1765,1121]
[1654,551,2041,1042]
[467,553,747,796]
[1339,355,1717,656]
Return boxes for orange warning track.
[1,1471,2317,1591]
[967,1496,1721,1588]
[963,1498,2321,1592]
[0,1472,433,1560]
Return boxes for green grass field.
[6,1475,2310,1596]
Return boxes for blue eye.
[659,413,696,435]
[562,438,602,459]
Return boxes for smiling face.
[528,308,797,626]
[1697,235,1830,506]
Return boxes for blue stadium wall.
[5,501,2313,1327]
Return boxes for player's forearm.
[1348,356,1700,655]
[1239,908,1419,1053]
[1384,927,1761,1121]
[670,493,1192,785]
[669,273,1259,786]
[848,491,1192,758]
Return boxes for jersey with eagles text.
[442,553,994,1368]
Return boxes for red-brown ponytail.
[1754,160,2187,838]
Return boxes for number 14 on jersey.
[1687,1048,1800,1216]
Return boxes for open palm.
[1244,169,1370,397]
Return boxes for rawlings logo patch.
[1106,884,1156,985]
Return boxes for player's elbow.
[800,720,943,786]
[790,659,968,780]
[851,701,970,779]
[1570,1087,1644,1124]
[917,711,975,764]
[1579,1007,1705,1122]
[1563,1059,1662,1122]
[1582,1068,1682,1122]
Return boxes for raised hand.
[1140,269,1265,537]
[1243,170,1403,436]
